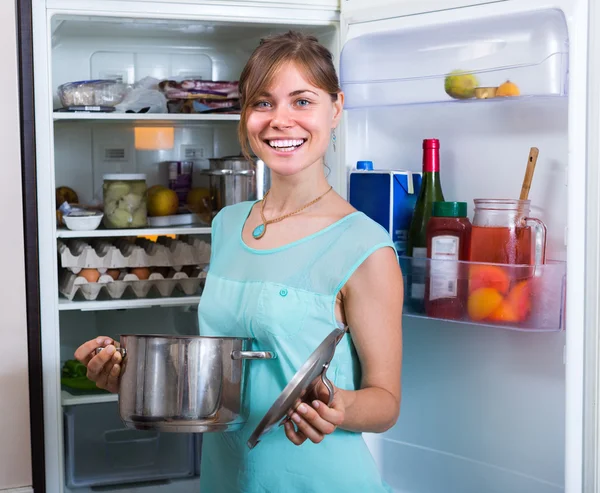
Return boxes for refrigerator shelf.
[58,295,201,312]
[399,257,566,332]
[61,389,117,406]
[53,112,241,123]
[57,225,211,238]
[340,9,568,109]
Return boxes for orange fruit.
[496,80,520,97]
[467,288,503,321]
[505,280,532,322]
[488,301,519,323]
[469,265,510,295]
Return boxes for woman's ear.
[332,91,344,127]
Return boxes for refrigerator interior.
[48,13,339,493]
[340,8,569,493]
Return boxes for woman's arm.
[284,246,403,444]
[337,246,403,432]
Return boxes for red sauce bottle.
[425,202,472,320]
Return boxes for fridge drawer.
[64,402,195,488]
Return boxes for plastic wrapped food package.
[102,174,147,229]
[57,80,129,107]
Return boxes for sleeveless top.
[198,201,395,493]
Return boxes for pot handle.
[231,350,276,360]
[94,347,127,358]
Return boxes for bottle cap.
[433,201,467,218]
[356,161,373,170]
[422,139,440,149]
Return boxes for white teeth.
[268,139,305,149]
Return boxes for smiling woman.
[75,30,404,493]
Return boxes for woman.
[75,31,403,492]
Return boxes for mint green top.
[198,201,395,493]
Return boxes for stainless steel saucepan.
[96,334,274,433]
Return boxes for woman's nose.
[270,104,294,129]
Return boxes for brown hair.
[237,31,341,160]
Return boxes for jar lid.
[433,201,467,218]
[103,173,147,181]
[356,161,373,170]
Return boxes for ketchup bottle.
[424,201,472,320]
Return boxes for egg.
[130,267,150,280]
[106,269,120,280]
[78,269,100,283]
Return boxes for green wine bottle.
[407,138,445,312]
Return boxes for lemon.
[444,70,480,99]
[147,188,179,217]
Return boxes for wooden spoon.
[519,147,539,200]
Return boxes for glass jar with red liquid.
[425,201,472,320]
[466,199,547,325]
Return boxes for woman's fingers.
[295,403,336,435]
[284,420,307,446]
[311,399,345,427]
[74,337,114,366]
[290,410,325,444]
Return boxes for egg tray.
[59,267,207,301]
[58,236,211,272]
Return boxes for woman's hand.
[74,337,122,393]
[284,380,345,446]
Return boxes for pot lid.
[247,327,347,450]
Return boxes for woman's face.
[245,62,344,177]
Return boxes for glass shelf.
[398,256,566,332]
[340,9,568,109]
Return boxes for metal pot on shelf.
[97,334,275,433]
[199,154,270,221]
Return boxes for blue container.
[348,161,421,256]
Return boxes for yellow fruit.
[186,187,210,213]
[467,288,503,322]
[496,80,520,97]
[147,184,166,199]
[444,70,480,100]
[147,188,179,217]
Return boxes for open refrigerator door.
[338,1,589,492]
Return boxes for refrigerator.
[23,0,593,492]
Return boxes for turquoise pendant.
[252,223,266,239]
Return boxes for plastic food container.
[102,174,147,229]
[57,80,128,107]
[63,211,103,231]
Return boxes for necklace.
[252,186,333,239]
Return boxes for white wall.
[0,0,33,490]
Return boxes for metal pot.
[98,334,275,433]
[199,168,256,219]
[208,154,270,200]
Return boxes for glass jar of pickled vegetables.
[102,174,147,229]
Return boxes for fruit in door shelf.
[148,188,179,217]
[495,80,520,97]
[467,287,503,321]
[487,300,519,322]
[505,280,532,321]
[444,70,480,99]
[147,184,167,199]
[468,265,510,295]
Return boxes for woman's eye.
[254,101,271,109]
[296,99,311,107]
